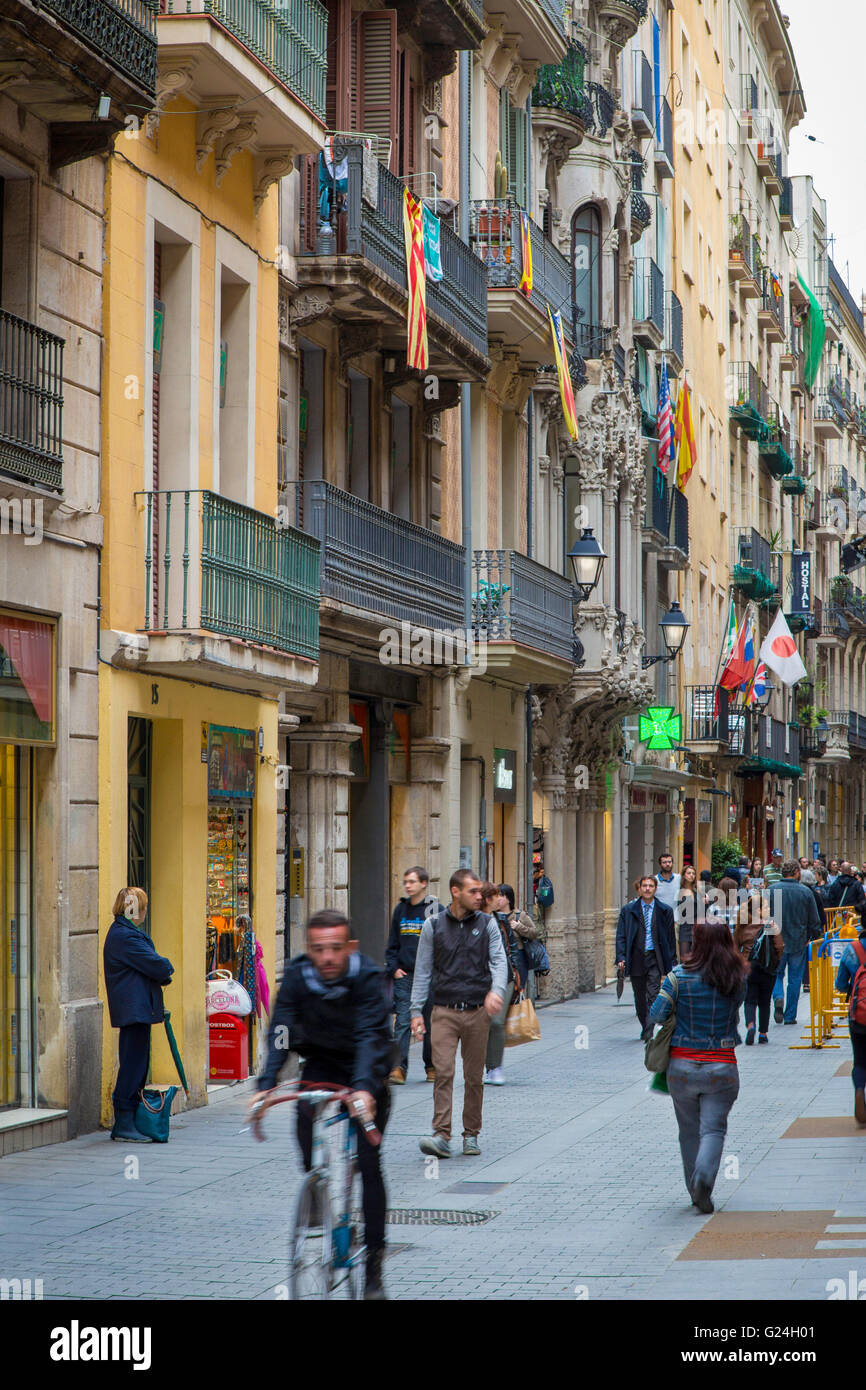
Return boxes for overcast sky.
[784,0,866,303]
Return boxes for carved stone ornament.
[145,64,195,140]
[254,149,296,211]
[424,46,458,83]
[214,118,258,186]
[339,324,382,368]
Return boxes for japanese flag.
[759,610,807,687]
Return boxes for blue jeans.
[392,973,432,1071]
[667,1058,740,1197]
[772,948,807,1023]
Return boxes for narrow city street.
[2,986,864,1302]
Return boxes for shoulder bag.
[135,1011,189,1143]
[644,971,679,1074]
[504,992,541,1046]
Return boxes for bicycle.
[248,1080,381,1300]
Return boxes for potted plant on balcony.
[830,574,853,604]
[729,214,744,259]
[476,154,512,236]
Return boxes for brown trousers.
[430,1004,491,1139]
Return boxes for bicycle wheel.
[334,1158,365,1301]
[289,1174,332,1300]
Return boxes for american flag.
[657,361,675,474]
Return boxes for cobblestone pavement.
[2,986,865,1301]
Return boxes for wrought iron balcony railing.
[685,685,729,744]
[470,197,571,333]
[472,549,575,663]
[586,82,616,137]
[46,0,158,93]
[140,489,320,659]
[0,309,65,493]
[306,145,487,359]
[632,50,654,134]
[665,289,683,366]
[297,480,464,633]
[654,94,674,175]
[633,257,665,337]
[536,0,568,38]
[532,42,592,125]
[160,0,327,119]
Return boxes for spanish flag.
[674,377,696,490]
[547,306,578,440]
[402,186,428,370]
[518,210,533,297]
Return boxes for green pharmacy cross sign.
[638,706,682,750]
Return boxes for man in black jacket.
[385,866,441,1084]
[825,861,866,928]
[251,909,393,1300]
[615,875,677,1042]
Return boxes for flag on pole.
[402,187,428,370]
[421,205,443,283]
[759,609,807,687]
[742,660,767,707]
[720,603,754,692]
[712,597,737,718]
[518,210,533,297]
[547,306,578,441]
[798,272,826,391]
[738,618,757,702]
[657,360,675,474]
[674,377,697,490]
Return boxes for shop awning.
[733,756,802,780]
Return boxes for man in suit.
[615,874,677,1042]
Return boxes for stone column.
[538,768,574,999]
[288,720,360,921]
[575,782,599,991]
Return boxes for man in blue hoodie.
[385,866,442,1084]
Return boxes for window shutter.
[326,0,352,130]
[398,51,416,178]
[500,90,527,206]
[359,10,398,163]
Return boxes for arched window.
[572,205,602,354]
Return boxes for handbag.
[206,968,253,1017]
[523,937,550,974]
[135,1086,178,1142]
[134,1011,188,1142]
[504,991,541,1046]
[644,971,679,1073]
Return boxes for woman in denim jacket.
[649,920,748,1214]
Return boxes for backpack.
[536,875,554,908]
[749,930,776,974]
[523,937,550,975]
[849,941,866,1028]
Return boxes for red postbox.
[207,1012,249,1081]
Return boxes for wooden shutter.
[398,50,416,178]
[152,241,161,625]
[301,155,318,253]
[326,0,353,130]
[359,10,398,163]
[499,89,527,206]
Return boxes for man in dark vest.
[410,869,508,1159]
[615,873,677,1042]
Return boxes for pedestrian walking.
[712,875,742,931]
[827,858,840,887]
[745,856,765,892]
[495,882,540,984]
[676,864,699,959]
[384,866,442,1085]
[825,861,866,929]
[649,919,748,1213]
[771,860,822,1025]
[615,874,677,1042]
[103,887,174,1143]
[482,884,526,1086]
[734,856,751,888]
[834,923,866,1126]
[734,893,783,1044]
[763,848,784,887]
[654,851,681,912]
[411,870,508,1158]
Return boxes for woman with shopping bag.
[480,884,531,1083]
[103,887,175,1142]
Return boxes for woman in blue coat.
[103,887,174,1141]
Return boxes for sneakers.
[758,1033,769,1044]
[485,1067,505,1085]
[389,1066,406,1085]
[784,1019,797,1025]
[745,1024,755,1046]
[855,1087,866,1126]
[364,1249,386,1301]
[774,999,784,1025]
[691,1179,714,1214]
[462,1134,481,1156]
[419,1134,452,1159]
[425,1067,436,1083]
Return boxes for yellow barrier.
[789,908,859,1049]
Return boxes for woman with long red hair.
[648,919,748,1213]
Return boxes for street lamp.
[568,528,606,602]
[642,601,690,669]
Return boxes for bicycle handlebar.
[247,1079,381,1146]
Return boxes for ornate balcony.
[758,271,786,344]
[596,0,647,50]
[469,196,571,365]
[685,685,729,754]
[654,95,674,178]
[0,0,158,167]
[730,362,769,441]
[633,257,665,349]
[472,548,575,683]
[630,189,652,243]
[731,527,779,603]
[0,310,64,494]
[532,42,592,162]
[631,50,653,136]
[665,290,683,376]
[391,0,486,63]
[299,145,488,380]
[125,489,321,691]
[758,406,794,481]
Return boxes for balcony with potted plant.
[531,40,592,161]
[758,404,794,481]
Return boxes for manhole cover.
[353,1208,499,1226]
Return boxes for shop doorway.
[127,717,152,932]
[0,744,33,1110]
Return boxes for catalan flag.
[674,377,696,490]
[402,186,428,370]
[547,306,578,440]
[518,210,533,297]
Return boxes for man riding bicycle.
[249,909,393,1300]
